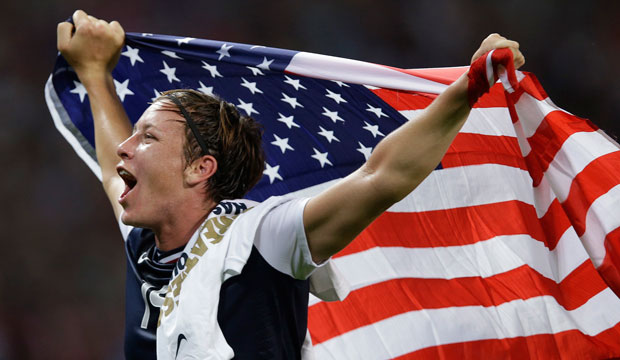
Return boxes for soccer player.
[57,9,524,360]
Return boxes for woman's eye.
[145,133,155,140]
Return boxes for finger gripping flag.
[46,32,620,359]
[467,48,518,107]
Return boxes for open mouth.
[118,167,138,201]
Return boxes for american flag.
[45,32,620,359]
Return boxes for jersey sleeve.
[253,197,324,280]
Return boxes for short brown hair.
[157,89,265,203]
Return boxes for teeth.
[118,169,136,186]
[118,169,134,179]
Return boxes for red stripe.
[504,72,550,107]
[371,72,544,115]
[371,83,510,111]
[382,65,467,85]
[560,151,620,236]
[393,323,620,360]
[334,200,560,257]
[308,261,607,345]
[523,110,599,186]
[333,200,584,288]
[599,227,620,297]
[441,133,526,170]
[472,84,509,108]
[511,71,549,102]
[371,88,434,111]
[538,199,572,251]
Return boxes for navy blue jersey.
[123,227,310,359]
[218,246,309,359]
[124,228,175,359]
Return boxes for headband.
[166,94,210,156]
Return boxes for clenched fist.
[57,10,125,86]
[470,33,525,69]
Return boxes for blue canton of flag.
[49,33,410,201]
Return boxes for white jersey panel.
[254,197,323,280]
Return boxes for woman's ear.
[185,155,217,186]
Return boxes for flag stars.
[121,45,144,66]
[216,43,233,60]
[283,75,307,91]
[114,79,134,102]
[256,57,274,71]
[363,121,384,138]
[317,126,340,143]
[201,61,223,78]
[176,37,194,46]
[281,93,303,109]
[240,78,263,94]
[321,107,344,123]
[366,104,388,118]
[151,89,162,102]
[331,80,350,87]
[263,162,283,184]
[270,134,294,154]
[277,113,300,129]
[236,98,259,116]
[311,148,332,168]
[357,142,373,161]
[160,61,180,83]
[246,66,264,76]
[197,81,214,96]
[162,50,183,59]
[70,81,87,102]
[325,89,347,104]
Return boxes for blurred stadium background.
[1,0,618,358]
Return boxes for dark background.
[1,1,618,358]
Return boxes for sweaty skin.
[57,10,524,258]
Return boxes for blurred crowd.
[1,0,618,358]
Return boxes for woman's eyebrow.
[136,122,160,131]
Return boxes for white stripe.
[485,50,495,87]
[287,52,448,94]
[388,164,534,212]
[309,230,589,306]
[400,107,517,138]
[545,131,619,202]
[581,184,620,267]
[313,289,620,359]
[44,76,102,180]
[399,109,425,121]
[532,174,555,218]
[498,64,515,93]
[555,226,591,283]
[158,252,183,264]
[513,92,560,140]
[511,114,533,156]
[512,93,562,157]
[597,129,620,149]
[287,164,535,213]
[460,107,517,136]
